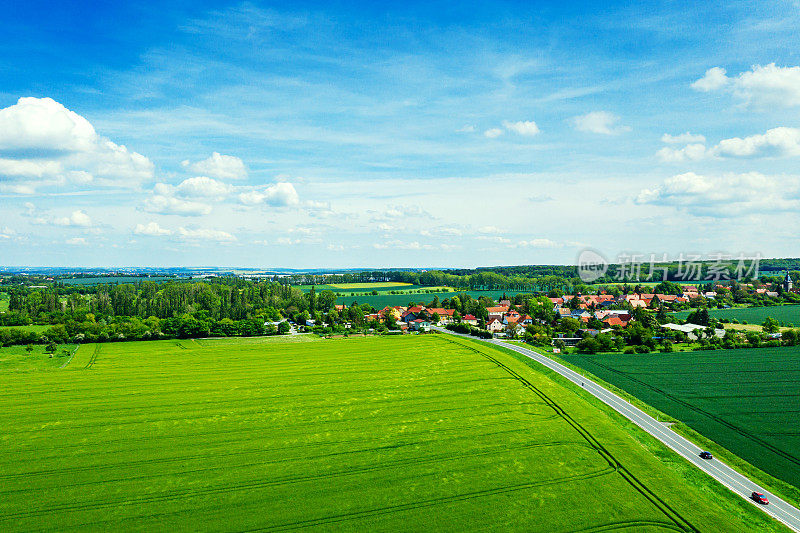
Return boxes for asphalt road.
[435,328,800,532]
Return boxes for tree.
[762,317,779,334]
[25,344,33,354]
[277,321,291,335]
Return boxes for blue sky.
[1,1,800,268]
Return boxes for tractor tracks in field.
[0,443,614,523]
[584,357,800,472]
[438,336,700,533]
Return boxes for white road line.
[434,330,800,532]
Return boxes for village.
[345,272,800,352]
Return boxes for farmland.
[336,289,524,308]
[0,335,780,531]
[562,347,800,490]
[673,305,800,326]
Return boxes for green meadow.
[672,304,800,326]
[0,335,784,531]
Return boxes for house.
[409,319,431,332]
[487,318,505,332]
[426,308,456,324]
[462,314,478,326]
[486,305,510,315]
[334,304,346,312]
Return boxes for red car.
[751,492,769,505]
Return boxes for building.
[786,271,794,292]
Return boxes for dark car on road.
[751,492,769,505]
[699,451,713,459]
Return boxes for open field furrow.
[0,335,782,531]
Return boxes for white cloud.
[636,171,800,217]
[477,235,511,244]
[484,128,504,138]
[713,127,800,158]
[570,111,630,135]
[502,120,540,136]
[691,67,729,92]
[177,227,236,242]
[144,194,212,216]
[657,127,800,161]
[0,97,154,188]
[134,222,172,236]
[53,210,92,228]
[174,176,232,199]
[327,244,345,251]
[516,238,561,248]
[692,64,800,108]
[457,125,476,133]
[182,152,247,180]
[661,132,706,144]
[238,182,299,206]
[478,225,502,234]
[656,143,709,162]
[65,237,88,246]
[373,240,434,250]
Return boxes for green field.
[673,305,800,326]
[0,335,782,531]
[0,292,9,312]
[337,289,523,308]
[563,347,800,490]
[0,343,77,371]
[0,324,51,334]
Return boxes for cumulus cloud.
[66,237,88,246]
[238,182,299,207]
[656,144,709,162]
[713,127,800,158]
[54,210,92,227]
[502,120,540,136]
[692,64,800,108]
[133,222,172,236]
[636,172,800,217]
[657,127,800,161]
[691,67,730,92]
[457,125,476,133]
[182,152,247,180]
[177,227,236,242]
[173,176,232,199]
[484,128,504,138]
[0,97,154,189]
[661,132,706,144]
[143,194,212,216]
[477,235,511,244]
[570,111,630,135]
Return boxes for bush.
[622,346,636,354]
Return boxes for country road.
[434,328,800,532]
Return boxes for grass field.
[0,292,9,312]
[337,289,523,307]
[328,282,413,289]
[673,305,800,326]
[0,343,77,371]
[0,335,782,531]
[562,347,800,491]
[0,324,51,334]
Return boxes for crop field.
[673,304,800,326]
[0,335,777,531]
[0,324,51,334]
[0,344,77,371]
[563,346,800,490]
[295,283,452,294]
[336,289,523,308]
